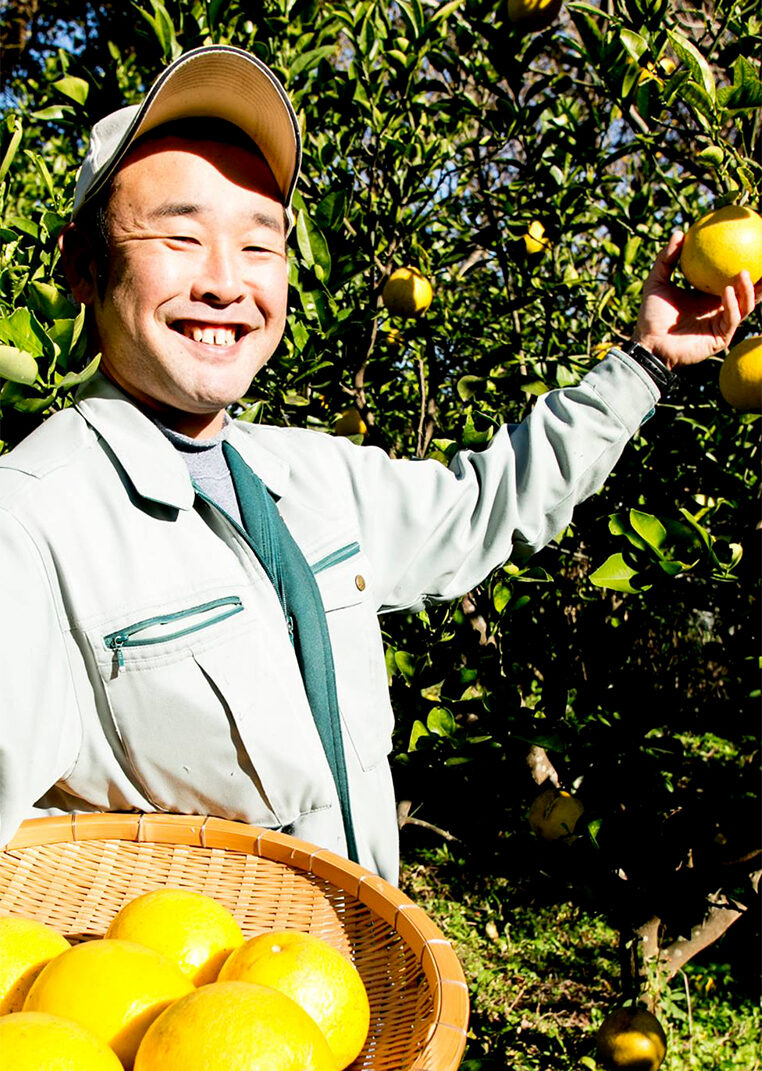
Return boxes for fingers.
[718,282,742,346]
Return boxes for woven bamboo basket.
[0,812,468,1070]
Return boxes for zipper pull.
[108,634,126,669]
[287,615,295,646]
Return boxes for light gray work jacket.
[0,351,659,882]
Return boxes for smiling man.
[0,46,757,883]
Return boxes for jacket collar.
[75,373,290,509]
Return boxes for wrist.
[620,339,678,398]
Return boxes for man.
[0,46,756,884]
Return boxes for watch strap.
[620,340,677,399]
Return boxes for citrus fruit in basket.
[218,929,370,1069]
[0,915,70,1013]
[0,1011,123,1070]
[134,979,337,1071]
[596,1006,667,1069]
[23,938,194,1068]
[105,888,245,985]
[680,205,762,296]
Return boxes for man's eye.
[169,235,199,245]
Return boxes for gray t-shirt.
[154,417,243,526]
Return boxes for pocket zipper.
[104,596,244,668]
[311,542,361,575]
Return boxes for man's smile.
[171,320,250,347]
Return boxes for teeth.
[182,324,237,346]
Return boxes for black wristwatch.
[620,339,677,400]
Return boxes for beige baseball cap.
[72,45,302,221]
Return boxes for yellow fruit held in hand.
[680,205,762,296]
[507,0,563,32]
[596,1006,667,1070]
[523,220,552,255]
[382,266,433,318]
[219,930,370,1070]
[0,915,70,1014]
[719,336,762,411]
[105,888,244,985]
[528,787,584,840]
[23,938,194,1069]
[0,1011,124,1071]
[134,980,338,1071]
[334,407,368,438]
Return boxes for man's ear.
[57,222,99,305]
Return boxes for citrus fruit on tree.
[596,1006,667,1070]
[0,1011,123,1071]
[523,220,552,255]
[23,938,194,1068]
[218,929,370,1070]
[133,979,337,1071]
[0,915,70,1013]
[507,0,563,33]
[679,205,762,296]
[718,336,762,411]
[528,787,584,840]
[334,408,367,438]
[105,887,244,985]
[381,266,433,318]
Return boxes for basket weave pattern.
[0,813,468,1070]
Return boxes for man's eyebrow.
[147,202,283,233]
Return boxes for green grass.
[398,843,761,1070]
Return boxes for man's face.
[85,135,288,436]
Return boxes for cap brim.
[74,45,301,217]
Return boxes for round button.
[354,575,366,591]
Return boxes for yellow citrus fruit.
[507,0,563,32]
[523,220,552,255]
[105,888,244,985]
[528,788,584,840]
[0,1011,124,1071]
[680,205,762,296]
[334,407,368,437]
[596,1006,667,1070]
[219,930,370,1070]
[23,938,194,1069]
[382,266,433,318]
[134,980,338,1071]
[0,915,70,1014]
[719,336,762,411]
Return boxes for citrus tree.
[1,0,760,1062]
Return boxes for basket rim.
[2,812,469,1069]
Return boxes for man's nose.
[192,244,246,305]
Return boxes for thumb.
[646,231,684,288]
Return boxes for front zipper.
[104,596,244,668]
[310,542,361,575]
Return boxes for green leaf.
[427,706,457,737]
[629,509,667,553]
[456,375,484,401]
[667,30,716,103]
[0,345,38,385]
[394,650,417,680]
[619,29,648,62]
[589,553,648,593]
[0,309,50,357]
[28,281,77,321]
[52,76,90,106]
[295,210,332,282]
[0,115,23,185]
[408,719,429,751]
[493,582,511,613]
[56,353,101,392]
[288,46,336,81]
[431,0,464,23]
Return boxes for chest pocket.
[312,544,394,772]
[84,590,334,826]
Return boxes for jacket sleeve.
[0,507,81,846]
[347,351,661,611]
